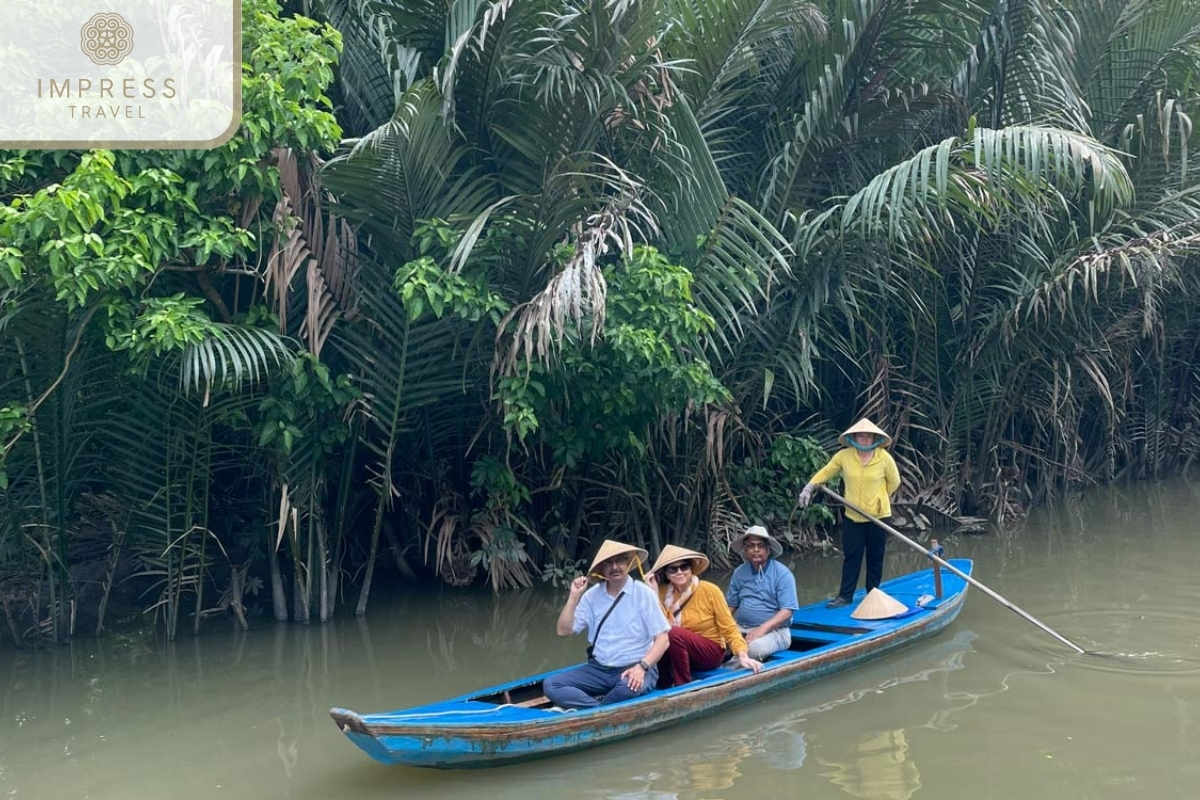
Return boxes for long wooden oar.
[818,486,1087,655]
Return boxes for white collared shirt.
[572,579,669,667]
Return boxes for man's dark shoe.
[825,596,851,609]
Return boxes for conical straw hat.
[588,539,649,574]
[850,588,908,620]
[650,544,710,577]
[840,418,892,449]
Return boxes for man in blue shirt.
[544,540,670,709]
[725,525,798,659]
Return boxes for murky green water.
[4,479,1200,799]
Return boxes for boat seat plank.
[790,621,873,635]
[514,695,551,708]
[790,627,850,642]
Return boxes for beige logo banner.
[0,1,241,148]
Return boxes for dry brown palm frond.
[1008,222,1200,339]
[274,481,293,552]
[266,148,361,355]
[857,353,895,427]
[705,407,735,475]
[265,193,308,334]
[707,485,749,570]
[424,488,470,582]
[497,166,659,374]
[497,242,608,371]
[468,510,544,593]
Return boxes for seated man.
[725,525,798,660]
[544,540,670,709]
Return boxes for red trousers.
[661,625,727,687]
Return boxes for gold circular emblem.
[80,13,134,66]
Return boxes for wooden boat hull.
[331,559,972,768]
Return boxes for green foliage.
[242,0,343,153]
[468,526,535,583]
[394,258,509,324]
[104,295,221,357]
[469,456,532,512]
[498,246,730,465]
[2,151,170,310]
[540,554,587,588]
[495,375,544,443]
[467,456,541,591]
[0,0,348,639]
[257,353,360,456]
[392,219,510,323]
[0,0,343,349]
[0,404,29,489]
[6,0,1200,634]
[731,434,837,531]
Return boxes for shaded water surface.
[4,479,1200,799]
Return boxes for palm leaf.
[322,79,496,259]
[176,325,296,397]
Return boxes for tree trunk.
[318,519,331,623]
[193,527,208,635]
[291,514,310,624]
[355,499,384,616]
[229,565,249,630]
[268,535,288,621]
[357,318,409,616]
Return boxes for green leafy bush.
[731,433,838,545]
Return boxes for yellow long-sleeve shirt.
[658,580,749,655]
[809,447,901,522]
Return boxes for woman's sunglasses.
[664,563,691,574]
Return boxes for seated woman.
[648,545,763,687]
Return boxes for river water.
[3,479,1199,799]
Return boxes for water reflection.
[593,630,976,800]
[0,583,591,800]
[819,729,919,800]
[421,587,559,677]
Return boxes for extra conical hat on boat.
[839,418,892,449]
[588,540,649,574]
[650,544,710,577]
[850,588,908,620]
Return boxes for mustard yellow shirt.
[658,580,749,655]
[809,447,901,522]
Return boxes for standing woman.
[647,545,763,686]
[797,418,901,608]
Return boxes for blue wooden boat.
[330,558,972,769]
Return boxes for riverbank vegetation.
[3,0,1199,643]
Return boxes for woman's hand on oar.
[787,482,817,531]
